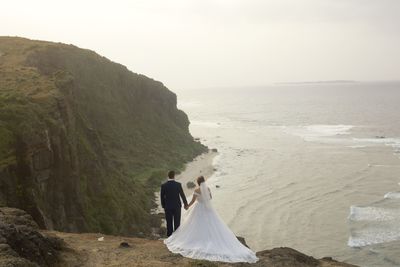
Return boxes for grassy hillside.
[0,37,207,235]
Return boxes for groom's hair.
[168,170,175,179]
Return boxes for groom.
[160,170,189,237]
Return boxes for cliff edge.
[0,207,358,267]
[0,37,206,236]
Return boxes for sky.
[1,0,400,90]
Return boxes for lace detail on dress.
[164,240,258,263]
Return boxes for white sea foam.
[349,206,399,221]
[305,125,353,136]
[285,124,353,142]
[353,138,400,147]
[348,189,400,248]
[348,145,367,149]
[352,137,400,159]
[348,228,400,247]
[384,192,400,199]
[178,101,203,109]
[191,121,221,128]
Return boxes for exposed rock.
[186,181,196,189]
[236,236,249,248]
[0,207,63,267]
[251,247,359,267]
[119,242,131,248]
[211,148,218,152]
[320,257,358,266]
[254,247,319,267]
[0,243,38,267]
[0,207,39,229]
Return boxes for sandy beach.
[153,150,218,214]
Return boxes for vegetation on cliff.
[0,37,207,235]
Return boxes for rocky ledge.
[0,207,64,267]
[0,207,358,267]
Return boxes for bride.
[164,176,258,263]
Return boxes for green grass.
[0,37,207,235]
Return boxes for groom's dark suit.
[161,179,188,237]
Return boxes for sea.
[174,82,400,267]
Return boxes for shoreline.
[153,150,218,215]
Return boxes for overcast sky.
[1,0,400,90]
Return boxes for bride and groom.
[160,170,258,263]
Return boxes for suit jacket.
[160,180,188,210]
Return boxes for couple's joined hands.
[184,204,189,210]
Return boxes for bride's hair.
[197,176,205,185]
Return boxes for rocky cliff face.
[0,207,63,267]
[0,37,206,235]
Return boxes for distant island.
[275,80,358,85]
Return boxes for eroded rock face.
[0,244,37,267]
[0,37,207,236]
[0,207,63,267]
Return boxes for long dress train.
[164,183,258,263]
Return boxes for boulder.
[0,207,63,267]
[255,247,320,267]
[0,207,39,229]
[236,236,249,248]
[186,181,196,189]
[119,242,131,248]
[0,243,37,267]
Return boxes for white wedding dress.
[164,182,258,263]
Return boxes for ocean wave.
[178,101,203,109]
[305,124,353,136]
[348,227,400,247]
[284,124,354,142]
[349,206,399,221]
[191,121,222,128]
[351,137,400,159]
[348,187,400,247]
[348,145,367,149]
[353,138,400,151]
[384,192,400,199]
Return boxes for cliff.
[0,207,358,267]
[0,37,207,235]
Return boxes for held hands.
[184,204,189,210]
